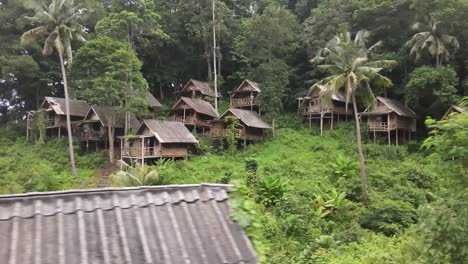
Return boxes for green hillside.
[1,115,449,263]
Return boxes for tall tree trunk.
[206,50,212,81]
[212,0,218,111]
[58,50,78,177]
[352,95,368,206]
[107,117,115,163]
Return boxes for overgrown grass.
[0,126,107,194]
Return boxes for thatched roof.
[171,97,219,118]
[0,184,259,264]
[85,106,140,129]
[305,86,347,102]
[360,97,416,118]
[145,92,162,107]
[42,97,89,117]
[232,80,261,96]
[220,108,272,129]
[181,79,219,98]
[139,120,199,143]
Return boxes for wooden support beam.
[141,137,144,167]
[387,114,391,145]
[396,129,399,146]
[320,112,324,136]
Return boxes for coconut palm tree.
[311,30,397,205]
[406,16,459,66]
[21,0,86,177]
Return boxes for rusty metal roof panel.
[0,185,259,264]
[143,120,199,144]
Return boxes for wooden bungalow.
[138,92,162,119]
[230,80,260,111]
[120,120,199,163]
[211,108,272,143]
[442,105,467,119]
[360,96,416,145]
[297,86,353,134]
[41,96,89,138]
[170,96,219,134]
[79,106,140,151]
[179,79,219,99]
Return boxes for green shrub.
[359,197,416,236]
[256,176,289,208]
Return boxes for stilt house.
[211,108,272,142]
[360,96,416,145]
[230,80,260,111]
[179,79,219,99]
[170,97,219,134]
[121,120,199,163]
[442,105,466,119]
[79,106,140,151]
[297,86,352,133]
[41,96,89,137]
[138,92,162,119]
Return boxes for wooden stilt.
[396,129,399,146]
[141,137,144,167]
[58,127,61,139]
[409,130,411,141]
[387,114,391,145]
[120,139,123,161]
[330,113,334,130]
[86,140,89,152]
[388,130,391,145]
[309,114,312,129]
[373,131,376,143]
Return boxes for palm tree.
[112,160,161,186]
[21,0,86,177]
[406,16,459,66]
[311,30,397,205]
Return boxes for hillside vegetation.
[1,113,465,263]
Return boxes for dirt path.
[96,163,117,188]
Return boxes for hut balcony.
[80,130,106,141]
[122,146,188,158]
[210,128,263,141]
[367,119,413,131]
[174,115,211,127]
[301,106,350,115]
[138,111,155,119]
[231,98,256,107]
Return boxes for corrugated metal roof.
[143,120,199,143]
[43,97,90,117]
[181,79,219,98]
[221,109,272,129]
[376,96,416,117]
[172,97,219,118]
[86,106,140,129]
[232,80,261,95]
[145,92,162,107]
[0,184,259,264]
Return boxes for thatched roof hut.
[180,79,219,99]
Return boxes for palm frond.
[20,26,46,45]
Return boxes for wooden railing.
[161,148,187,157]
[174,116,211,127]
[122,147,161,158]
[300,106,334,114]
[45,119,56,127]
[231,98,256,107]
[368,122,390,131]
[80,131,105,141]
[211,129,262,141]
[211,129,234,138]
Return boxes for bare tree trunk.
[212,0,218,111]
[58,50,78,177]
[206,50,212,81]
[107,117,115,163]
[352,95,368,206]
